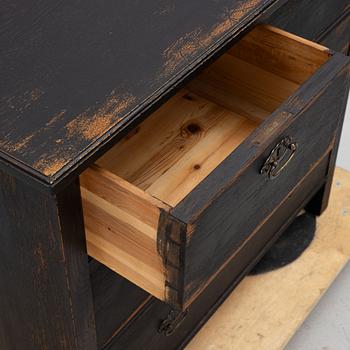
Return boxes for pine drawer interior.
[80,25,331,300]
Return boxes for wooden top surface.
[187,167,350,350]
[0,0,277,185]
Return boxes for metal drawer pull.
[260,137,297,179]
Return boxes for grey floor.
[285,97,350,350]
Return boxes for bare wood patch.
[162,0,263,75]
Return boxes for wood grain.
[80,166,168,300]
[229,25,330,84]
[187,54,299,122]
[97,90,258,206]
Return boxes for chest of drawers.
[1,1,349,349]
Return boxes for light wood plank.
[86,232,165,300]
[97,91,258,206]
[80,166,168,300]
[186,167,350,350]
[146,109,257,206]
[81,165,168,226]
[96,91,189,187]
[229,24,330,85]
[98,90,248,192]
[188,54,300,122]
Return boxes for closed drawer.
[80,25,350,309]
[267,0,349,42]
[318,10,350,55]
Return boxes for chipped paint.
[46,110,66,127]
[0,0,267,180]
[33,157,69,177]
[154,3,175,16]
[34,91,136,176]
[1,90,136,177]
[163,0,260,75]
[12,134,35,151]
[30,88,43,102]
[1,88,44,113]
[65,91,136,141]
[0,109,66,153]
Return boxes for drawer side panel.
[80,166,167,300]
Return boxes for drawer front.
[173,57,350,307]
[267,0,349,42]
[319,11,350,55]
[104,154,330,350]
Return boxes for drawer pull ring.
[260,137,297,179]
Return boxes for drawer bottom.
[93,153,331,349]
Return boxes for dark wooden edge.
[307,9,350,214]
[158,211,187,308]
[0,0,288,192]
[0,154,53,193]
[172,52,350,224]
[306,66,350,214]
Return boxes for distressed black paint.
[0,0,276,184]
[0,1,349,349]
[0,173,96,349]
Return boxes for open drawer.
[80,25,349,309]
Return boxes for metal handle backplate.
[260,137,297,179]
